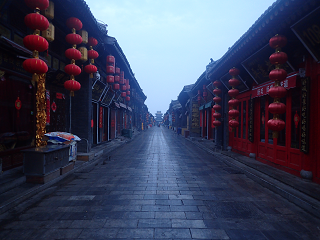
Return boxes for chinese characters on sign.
[300,77,310,154]
[251,74,297,98]
[191,101,200,133]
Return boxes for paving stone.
[155,228,191,238]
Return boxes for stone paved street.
[1,127,320,239]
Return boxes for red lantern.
[269,68,287,81]
[213,120,221,127]
[213,88,221,95]
[64,80,81,96]
[65,64,81,76]
[107,55,115,64]
[66,17,82,31]
[267,119,285,132]
[113,84,120,90]
[229,119,239,128]
[24,0,49,10]
[269,35,287,49]
[268,102,286,115]
[127,85,130,90]
[65,33,83,45]
[213,96,221,103]
[126,96,130,101]
[65,48,82,60]
[84,64,97,78]
[229,68,240,76]
[24,13,49,31]
[88,37,98,47]
[269,52,288,65]
[114,75,120,82]
[23,58,48,74]
[107,75,114,83]
[121,85,127,91]
[213,112,221,119]
[228,109,239,118]
[107,66,115,74]
[228,98,240,107]
[213,80,221,87]
[126,91,130,95]
[121,92,126,97]
[115,67,121,74]
[228,78,240,87]
[88,50,99,59]
[212,104,221,111]
[23,35,48,52]
[203,91,207,97]
[268,86,287,99]
[228,89,239,98]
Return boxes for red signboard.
[99,107,103,128]
[251,73,297,98]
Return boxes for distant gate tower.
[155,111,163,125]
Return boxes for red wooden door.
[257,88,302,172]
[232,96,251,154]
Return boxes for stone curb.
[183,135,320,219]
[0,139,129,216]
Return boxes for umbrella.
[45,132,81,143]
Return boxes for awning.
[114,102,120,108]
[127,107,132,112]
[199,105,204,110]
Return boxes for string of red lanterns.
[64,17,83,96]
[267,35,288,138]
[23,0,49,84]
[84,37,98,78]
[228,67,240,130]
[212,80,222,127]
[125,79,130,102]
[113,67,120,91]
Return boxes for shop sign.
[99,107,103,128]
[300,77,310,154]
[191,100,200,133]
[248,97,254,143]
[291,6,320,62]
[251,74,297,98]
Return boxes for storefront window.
[291,88,301,149]
[268,96,274,144]
[260,96,265,142]
[0,75,35,152]
[243,101,246,139]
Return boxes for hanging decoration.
[64,17,83,96]
[84,37,98,78]
[23,0,49,84]
[24,0,50,147]
[113,67,120,91]
[212,80,222,127]
[267,34,287,138]
[228,67,240,130]
[106,55,115,85]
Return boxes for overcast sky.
[84,0,276,116]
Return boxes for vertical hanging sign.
[46,90,50,125]
[99,106,103,128]
[300,77,310,154]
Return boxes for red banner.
[99,107,103,128]
[251,73,297,98]
[46,90,50,125]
